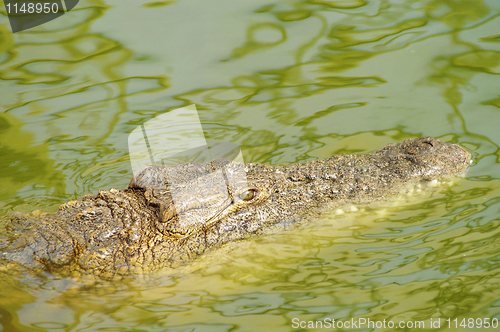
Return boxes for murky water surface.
[1,0,500,331]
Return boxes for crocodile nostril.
[423,141,434,147]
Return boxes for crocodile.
[1,137,471,276]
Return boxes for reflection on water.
[1,0,500,330]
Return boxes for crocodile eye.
[159,203,176,222]
[239,189,257,201]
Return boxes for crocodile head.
[129,137,472,244]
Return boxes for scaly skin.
[1,137,471,276]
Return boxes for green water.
[1,0,500,331]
